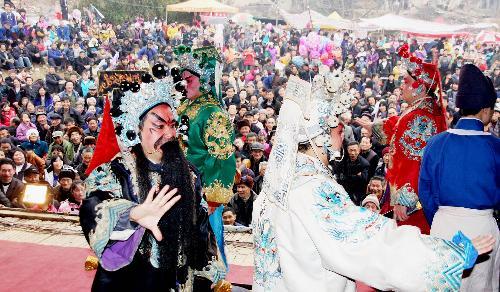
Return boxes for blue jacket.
[419,118,500,224]
[0,27,12,41]
[0,12,17,27]
[33,95,54,112]
[56,26,71,43]
[137,47,157,61]
[21,140,49,158]
[48,48,64,60]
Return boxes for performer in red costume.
[356,43,447,234]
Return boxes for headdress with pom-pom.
[172,45,223,103]
[110,65,185,147]
[397,44,442,99]
[86,65,186,175]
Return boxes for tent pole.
[307,0,312,29]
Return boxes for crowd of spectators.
[218,22,499,226]
[0,1,498,223]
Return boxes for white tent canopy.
[280,9,355,30]
[359,14,498,37]
[167,0,238,14]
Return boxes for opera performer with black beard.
[80,69,224,292]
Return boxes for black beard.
[132,140,203,286]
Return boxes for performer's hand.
[130,184,180,241]
[472,235,495,255]
[393,204,409,221]
[330,125,344,151]
[353,118,373,136]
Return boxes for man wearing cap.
[174,45,236,208]
[20,166,52,210]
[419,64,500,291]
[23,165,43,184]
[66,126,83,164]
[48,130,74,162]
[356,44,448,234]
[85,80,98,96]
[86,87,104,109]
[228,175,256,227]
[35,110,50,141]
[52,166,76,202]
[240,132,257,158]
[249,142,267,175]
[236,118,251,138]
[45,113,63,145]
[20,129,48,159]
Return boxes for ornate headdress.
[85,66,184,175]
[111,65,184,147]
[173,45,222,97]
[297,65,356,143]
[397,44,442,98]
[262,67,355,210]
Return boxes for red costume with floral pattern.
[374,47,447,234]
[376,97,447,234]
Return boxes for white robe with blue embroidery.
[252,153,470,292]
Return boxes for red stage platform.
[0,240,253,292]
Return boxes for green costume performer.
[173,45,236,206]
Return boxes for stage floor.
[0,240,253,292]
[0,213,253,291]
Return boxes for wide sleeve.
[389,111,439,211]
[79,162,145,271]
[371,116,398,145]
[418,137,440,225]
[291,179,470,292]
[200,107,236,205]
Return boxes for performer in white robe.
[252,70,495,292]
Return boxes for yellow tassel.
[85,255,99,271]
[214,280,232,292]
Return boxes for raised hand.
[393,204,409,221]
[330,125,344,151]
[130,184,180,241]
[353,117,373,136]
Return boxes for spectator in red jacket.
[0,101,16,127]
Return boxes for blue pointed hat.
[456,64,496,110]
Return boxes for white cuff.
[109,229,136,241]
